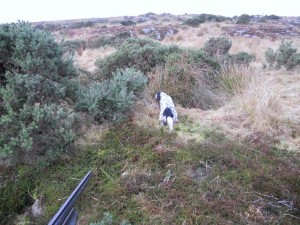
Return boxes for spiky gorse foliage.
[0,22,78,168]
[76,68,147,122]
[184,14,230,27]
[95,38,181,81]
[265,40,300,70]
[236,14,251,24]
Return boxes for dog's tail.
[167,117,173,132]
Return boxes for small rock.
[121,171,129,178]
[32,199,43,217]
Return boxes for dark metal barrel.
[48,171,93,225]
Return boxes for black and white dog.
[155,91,178,132]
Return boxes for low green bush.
[265,40,300,70]
[203,37,255,66]
[95,38,181,80]
[184,14,230,26]
[226,51,256,66]
[236,14,251,24]
[0,22,78,168]
[120,20,136,26]
[76,68,147,122]
[203,37,232,58]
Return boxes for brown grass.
[163,22,225,48]
[211,68,300,149]
[75,46,116,72]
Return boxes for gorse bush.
[258,14,282,22]
[203,37,232,58]
[0,23,77,83]
[0,91,76,168]
[120,20,136,26]
[76,68,147,122]
[95,38,181,81]
[265,40,300,70]
[203,37,255,66]
[0,22,78,168]
[236,14,251,24]
[184,14,230,26]
[226,51,256,66]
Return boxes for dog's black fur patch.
[163,107,174,124]
[163,107,174,118]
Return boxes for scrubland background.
[1,13,300,224]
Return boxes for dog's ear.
[155,92,161,101]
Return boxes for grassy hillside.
[1,13,300,224]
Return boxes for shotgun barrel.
[48,171,93,225]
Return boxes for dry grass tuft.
[132,100,160,129]
[75,122,110,148]
[235,74,283,132]
[75,46,116,72]
[214,69,300,150]
[217,64,253,96]
[163,23,225,48]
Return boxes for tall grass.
[237,76,283,132]
[217,64,252,96]
[75,47,116,72]
[219,68,287,135]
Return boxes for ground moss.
[3,120,300,224]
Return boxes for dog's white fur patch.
[155,92,178,131]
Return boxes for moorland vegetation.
[1,13,300,224]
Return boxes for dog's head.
[155,92,161,101]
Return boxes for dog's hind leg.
[167,117,174,132]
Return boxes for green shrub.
[203,37,232,58]
[0,76,76,167]
[95,38,181,80]
[265,40,300,70]
[71,21,94,29]
[120,20,136,26]
[76,68,147,122]
[226,51,256,66]
[202,37,255,66]
[236,14,251,24]
[0,22,78,168]
[184,14,229,26]
[0,21,78,94]
[265,14,281,21]
[184,16,206,26]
